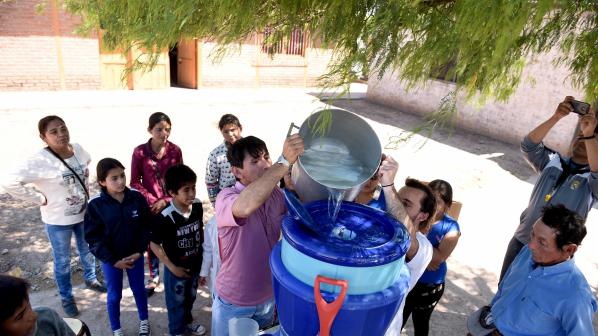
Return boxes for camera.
[570,100,591,115]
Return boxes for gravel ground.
[0,87,596,335]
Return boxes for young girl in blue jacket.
[84,158,152,336]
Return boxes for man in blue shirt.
[468,204,597,336]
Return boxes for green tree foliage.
[65,0,597,103]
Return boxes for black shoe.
[186,323,206,336]
[62,299,80,317]
[85,279,107,293]
[479,305,496,329]
[145,277,158,297]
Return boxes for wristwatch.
[276,154,289,166]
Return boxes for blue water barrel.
[271,243,409,336]
[281,200,410,294]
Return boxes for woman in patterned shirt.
[200,114,243,299]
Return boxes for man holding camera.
[499,96,598,281]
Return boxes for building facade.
[367,49,586,152]
[0,0,334,90]
[0,0,101,90]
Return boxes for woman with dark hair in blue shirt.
[402,179,461,336]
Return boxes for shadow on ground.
[327,99,536,182]
[402,260,497,335]
[0,193,81,292]
[1,192,216,335]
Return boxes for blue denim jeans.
[147,245,160,281]
[163,266,200,334]
[44,221,96,301]
[211,290,275,336]
[102,257,148,331]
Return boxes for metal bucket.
[291,108,382,203]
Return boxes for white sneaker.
[113,329,124,336]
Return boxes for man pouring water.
[211,134,304,336]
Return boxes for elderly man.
[469,204,597,336]
[500,97,598,280]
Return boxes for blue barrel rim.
[282,201,410,267]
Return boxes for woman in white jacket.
[2,115,106,317]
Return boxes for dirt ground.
[0,87,596,335]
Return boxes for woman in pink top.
[130,112,183,296]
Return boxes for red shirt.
[130,139,183,205]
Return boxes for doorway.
[168,39,197,89]
[168,44,178,86]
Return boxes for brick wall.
[0,0,100,90]
[0,1,332,90]
[367,49,586,153]
[199,40,333,87]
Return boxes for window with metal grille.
[261,28,306,56]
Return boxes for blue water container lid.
[282,200,410,267]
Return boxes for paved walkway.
[0,86,596,335]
